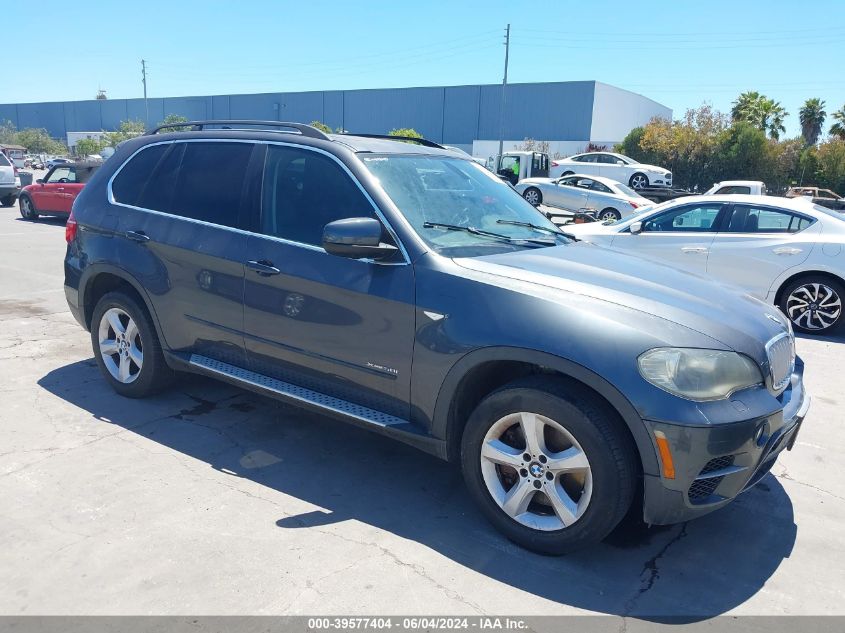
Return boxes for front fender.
[431,345,659,476]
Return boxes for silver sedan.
[515,174,653,222]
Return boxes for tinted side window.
[75,166,99,183]
[724,205,813,233]
[591,181,612,193]
[170,142,253,227]
[642,204,722,232]
[112,144,169,206]
[261,145,375,246]
[0,153,10,166]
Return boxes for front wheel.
[461,377,637,555]
[91,291,174,397]
[779,277,844,334]
[522,187,542,206]
[629,173,649,190]
[598,208,621,222]
[19,195,38,220]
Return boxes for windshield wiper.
[495,219,579,241]
[423,221,555,247]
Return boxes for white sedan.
[565,195,845,334]
[550,151,672,190]
[515,174,653,221]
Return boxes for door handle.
[681,246,708,254]
[246,260,281,276]
[124,230,150,243]
[773,247,802,256]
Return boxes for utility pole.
[141,59,148,125]
[497,24,510,163]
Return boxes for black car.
[64,121,808,554]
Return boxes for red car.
[19,162,100,221]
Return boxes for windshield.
[811,204,845,221]
[362,154,570,256]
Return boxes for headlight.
[638,348,763,401]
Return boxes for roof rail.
[147,120,331,140]
[340,133,445,149]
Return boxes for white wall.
[590,83,672,144]
[66,131,107,151]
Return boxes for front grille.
[688,455,735,502]
[766,333,795,392]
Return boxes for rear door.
[242,143,415,420]
[609,202,725,273]
[0,153,14,189]
[110,140,259,365]
[707,203,820,298]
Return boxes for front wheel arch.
[431,347,659,477]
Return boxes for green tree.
[388,127,422,139]
[309,120,333,134]
[14,127,67,154]
[103,119,146,148]
[730,92,788,140]
[830,105,845,140]
[815,139,845,193]
[717,122,770,180]
[158,114,190,132]
[799,98,826,146]
[75,137,104,156]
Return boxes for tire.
[629,173,649,190]
[19,195,38,220]
[778,277,844,334]
[460,376,637,555]
[598,208,621,222]
[1,195,14,207]
[90,291,174,398]
[522,187,543,206]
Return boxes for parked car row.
[56,120,811,556]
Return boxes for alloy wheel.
[600,210,620,222]
[20,197,31,219]
[786,283,842,331]
[524,189,540,205]
[480,411,592,531]
[98,307,144,383]
[630,174,648,189]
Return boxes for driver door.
[609,202,726,273]
[32,166,72,212]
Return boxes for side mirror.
[616,160,625,166]
[630,221,643,234]
[322,217,399,261]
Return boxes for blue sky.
[7,0,845,138]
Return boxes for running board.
[188,354,408,428]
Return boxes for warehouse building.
[0,80,670,158]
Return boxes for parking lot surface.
[1,198,844,619]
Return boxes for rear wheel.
[779,277,844,334]
[522,187,542,206]
[91,291,174,397]
[461,376,637,555]
[1,195,14,207]
[629,173,649,190]
[19,195,38,220]
[598,208,621,222]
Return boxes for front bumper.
[642,358,809,525]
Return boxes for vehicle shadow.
[38,360,797,621]
[13,216,67,226]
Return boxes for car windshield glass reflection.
[362,155,569,256]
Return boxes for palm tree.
[731,92,788,139]
[830,105,845,140]
[759,98,788,140]
[731,91,763,122]
[799,98,826,145]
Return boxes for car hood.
[633,163,669,174]
[453,243,788,361]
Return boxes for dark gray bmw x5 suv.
[64,121,809,554]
